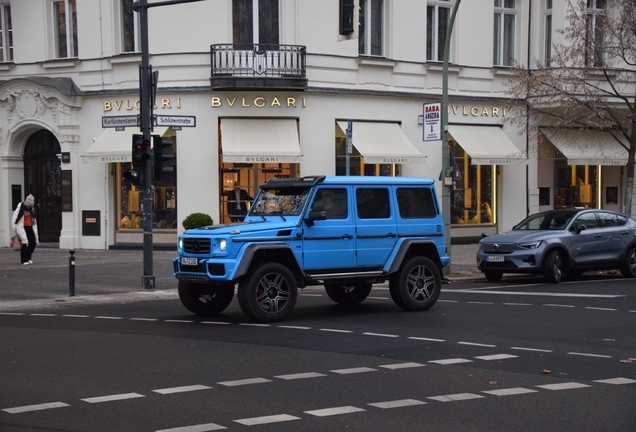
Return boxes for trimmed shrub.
[182,213,213,230]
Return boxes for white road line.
[0,312,25,316]
[239,323,270,327]
[368,399,427,409]
[567,352,612,359]
[451,290,624,298]
[305,406,366,417]
[438,299,459,303]
[234,414,300,426]
[95,316,123,320]
[153,385,212,395]
[511,346,553,353]
[217,378,271,387]
[428,358,473,365]
[299,293,323,297]
[629,310,636,313]
[408,337,445,342]
[156,423,227,432]
[367,296,389,300]
[29,313,56,316]
[201,321,230,325]
[81,393,145,403]
[482,387,538,396]
[475,354,518,361]
[164,319,194,323]
[330,367,378,375]
[130,318,158,321]
[277,325,311,330]
[458,341,496,348]
[62,314,89,318]
[2,402,69,414]
[585,307,617,311]
[320,328,353,334]
[275,372,327,380]
[428,393,485,402]
[503,303,532,306]
[363,332,399,338]
[593,378,636,385]
[467,301,494,305]
[536,382,591,391]
[379,362,425,370]
[543,304,575,308]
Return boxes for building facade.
[0,0,633,250]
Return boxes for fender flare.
[385,239,443,274]
[233,243,303,279]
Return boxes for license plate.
[181,257,198,266]
[486,255,505,263]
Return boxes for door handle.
[594,234,602,238]
[386,233,396,238]
[342,234,353,239]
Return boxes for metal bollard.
[69,249,76,297]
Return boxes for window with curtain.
[493,0,516,67]
[121,0,139,53]
[586,0,606,66]
[359,0,384,56]
[544,0,552,66]
[0,3,12,62]
[52,0,78,58]
[427,0,451,62]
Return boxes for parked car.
[477,208,636,283]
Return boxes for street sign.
[102,115,139,128]
[346,119,353,154]
[154,115,196,127]
[423,102,441,141]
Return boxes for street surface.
[1,253,635,432]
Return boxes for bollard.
[69,249,76,297]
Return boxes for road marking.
[503,303,532,306]
[438,299,459,303]
[81,393,145,403]
[450,290,624,298]
[330,367,378,374]
[511,346,553,353]
[379,362,425,370]
[367,296,389,300]
[217,378,271,387]
[458,341,496,348]
[29,313,56,316]
[543,304,575,308]
[95,316,123,320]
[277,325,311,330]
[593,377,636,385]
[239,323,270,327]
[428,393,485,402]
[234,414,300,426]
[567,352,612,359]
[201,321,230,325]
[130,317,158,321]
[585,307,617,311]
[368,399,427,409]
[299,293,323,297]
[467,301,494,305]
[482,387,538,396]
[536,382,591,391]
[164,319,194,323]
[408,337,445,342]
[320,328,353,334]
[428,358,473,365]
[0,312,25,315]
[275,372,327,380]
[156,423,227,432]
[153,385,211,395]
[363,332,399,338]
[305,406,366,417]
[475,354,518,361]
[62,314,89,318]
[2,401,69,414]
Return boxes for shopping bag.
[11,235,22,251]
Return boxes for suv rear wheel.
[324,283,372,305]
[178,281,234,315]
[238,262,298,322]
[389,256,441,311]
[620,247,636,278]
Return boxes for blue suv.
[174,176,450,322]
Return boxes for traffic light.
[153,135,175,180]
[123,134,150,185]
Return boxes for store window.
[121,0,140,53]
[117,130,178,231]
[334,126,400,177]
[544,0,552,66]
[52,0,78,58]
[0,3,13,62]
[450,140,495,225]
[232,0,279,44]
[553,147,599,209]
[359,0,384,56]
[427,0,450,62]
[493,0,516,67]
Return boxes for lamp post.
[441,0,462,277]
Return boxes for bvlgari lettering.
[211,96,307,108]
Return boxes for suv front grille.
[184,238,211,254]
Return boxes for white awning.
[448,125,528,165]
[541,128,628,166]
[81,127,168,163]
[221,118,302,163]
[337,121,426,164]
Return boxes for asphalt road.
[1,274,635,432]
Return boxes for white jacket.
[12,203,39,245]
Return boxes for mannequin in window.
[226,181,253,222]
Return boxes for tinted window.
[515,210,577,230]
[573,212,598,229]
[598,212,619,227]
[310,188,348,219]
[356,188,390,219]
[396,187,437,218]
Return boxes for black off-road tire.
[620,247,636,278]
[543,249,564,283]
[324,283,373,306]
[178,281,234,315]
[238,262,298,322]
[389,256,441,311]
[484,271,503,282]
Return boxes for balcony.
[210,44,307,90]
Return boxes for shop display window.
[334,130,400,177]
[450,140,495,225]
[553,156,598,208]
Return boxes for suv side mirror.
[305,210,327,227]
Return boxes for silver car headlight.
[219,238,227,251]
[518,240,543,249]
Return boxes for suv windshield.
[249,187,311,217]
[514,210,579,231]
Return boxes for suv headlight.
[219,238,227,251]
[178,238,183,251]
[518,240,543,249]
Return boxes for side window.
[356,188,390,219]
[616,215,628,226]
[573,212,598,229]
[310,188,348,219]
[598,212,619,227]
[396,187,437,218]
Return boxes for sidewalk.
[0,244,481,310]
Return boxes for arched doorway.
[23,130,62,243]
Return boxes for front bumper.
[476,249,543,274]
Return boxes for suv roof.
[260,175,435,189]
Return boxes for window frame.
[493,0,517,67]
[121,0,140,53]
[358,0,384,57]
[0,3,12,62]
[544,0,552,66]
[232,0,280,45]
[586,0,606,67]
[51,0,78,59]
[426,0,451,62]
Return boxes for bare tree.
[506,0,636,215]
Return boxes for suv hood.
[182,219,299,237]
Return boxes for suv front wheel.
[238,262,298,322]
[324,283,373,306]
[389,256,441,311]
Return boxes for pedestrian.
[225,181,253,222]
[12,194,39,265]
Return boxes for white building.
[0,0,632,250]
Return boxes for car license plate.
[181,257,198,266]
[486,255,505,263]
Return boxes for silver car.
[477,208,636,283]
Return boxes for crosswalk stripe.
[81,393,144,403]
[378,362,425,370]
[234,414,300,426]
[2,402,69,414]
[536,382,591,390]
[153,385,211,395]
[155,423,227,432]
[428,393,485,402]
[368,399,427,409]
[275,372,327,380]
[475,354,518,361]
[482,387,538,396]
[330,367,377,374]
[428,358,473,365]
[593,377,636,385]
[305,406,366,417]
[217,378,271,387]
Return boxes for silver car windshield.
[514,210,579,230]
[250,187,311,217]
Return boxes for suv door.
[354,186,398,267]
[596,211,630,262]
[569,212,604,265]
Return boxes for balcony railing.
[210,44,307,89]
